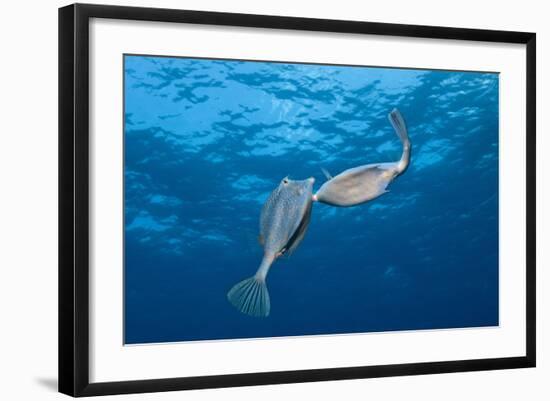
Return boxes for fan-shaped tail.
[388,108,411,174]
[227,276,271,317]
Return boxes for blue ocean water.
[124,55,499,344]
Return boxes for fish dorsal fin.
[321,167,333,180]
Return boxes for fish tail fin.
[388,108,411,174]
[227,276,271,317]
[389,109,410,146]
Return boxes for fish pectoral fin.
[320,167,333,180]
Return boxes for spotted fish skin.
[260,177,315,257]
[227,177,315,317]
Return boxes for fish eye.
[283,178,289,184]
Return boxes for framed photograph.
[58,3,536,397]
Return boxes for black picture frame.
[59,3,536,397]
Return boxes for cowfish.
[313,109,411,207]
[227,176,315,317]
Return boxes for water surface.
[124,55,499,344]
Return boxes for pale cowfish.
[227,177,315,317]
[313,109,411,207]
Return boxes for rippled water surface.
[124,55,499,344]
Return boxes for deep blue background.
[124,55,499,344]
